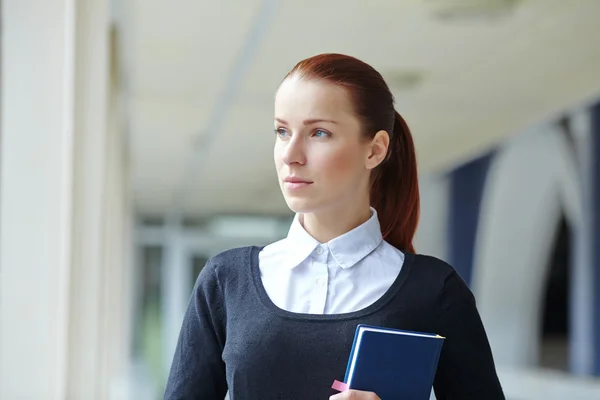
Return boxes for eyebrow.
[275,117,338,125]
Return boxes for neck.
[300,198,372,243]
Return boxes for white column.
[66,0,111,397]
[161,219,191,379]
[472,126,570,368]
[0,0,121,399]
[102,69,136,399]
[0,1,77,398]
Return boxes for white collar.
[283,207,383,270]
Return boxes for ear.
[365,130,390,170]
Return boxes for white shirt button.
[317,277,327,287]
[316,247,324,255]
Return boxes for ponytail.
[370,111,420,253]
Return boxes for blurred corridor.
[2,0,600,399]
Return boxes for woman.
[164,53,505,400]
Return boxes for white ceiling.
[122,0,600,218]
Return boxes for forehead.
[274,76,356,122]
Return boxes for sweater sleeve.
[432,271,505,400]
[164,261,228,400]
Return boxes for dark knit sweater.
[164,246,505,400]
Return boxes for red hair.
[285,54,420,253]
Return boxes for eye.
[314,129,330,138]
[275,128,289,139]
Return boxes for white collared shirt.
[258,208,405,314]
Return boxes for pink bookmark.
[331,380,349,392]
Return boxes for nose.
[280,135,306,166]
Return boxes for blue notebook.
[342,324,445,400]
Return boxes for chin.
[283,197,320,214]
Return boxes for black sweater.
[164,246,505,399]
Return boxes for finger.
[329,390,380,400]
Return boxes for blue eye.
[314,129,329,138]
[275,128,289,139]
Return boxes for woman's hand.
[330,389,380,400]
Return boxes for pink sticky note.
[331,380,349,392]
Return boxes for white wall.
[0,1,78,397]
[471,123,583,369]
[0,1,135,398]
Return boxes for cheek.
[273,144,283,170]
[317,146,362,181]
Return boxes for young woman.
[164,54,505,400]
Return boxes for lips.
[283,176,313,189]
[283,176,313,184]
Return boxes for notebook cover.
[342,324,444,400]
